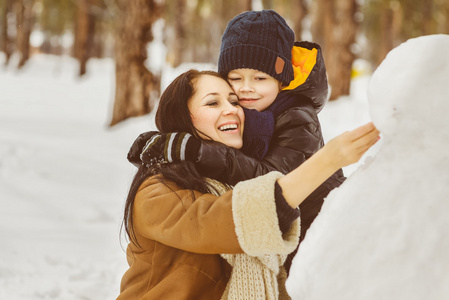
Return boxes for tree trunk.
[312,0,358,100]
[219,0,253,37]
[376,1,402,66]
[377,5,394,66]
[74,0,92,76]
[1,0,14,65]
[311,0,326,49]
[446,2,449,33]
[91,20,103,58]
[244,0,252,11]
[438,0,449,33]
[292,0,307,39]
[421,0,434,35]
[110,0,157,126]
[262,0,273,9]
[15,0,34,68]
[165,0,186,67]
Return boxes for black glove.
[140,132,201,165]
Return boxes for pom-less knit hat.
[218,10,295,86]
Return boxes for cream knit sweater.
[207,172,300,300]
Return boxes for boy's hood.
[281,41,329,113]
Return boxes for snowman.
[286,34,449,300]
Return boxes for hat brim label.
[275,57,285,74]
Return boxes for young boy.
[218,10,330,161]
[131,10,345,273]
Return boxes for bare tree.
[109,0,159,126]
[165,0,186,67]
[378,1,402,66]
[263,0,308,40]
[244,0,252,11]
[74,0,97,75]
[262,0,273,9]
[15,0,34,68]
[292,0,307,39]
[363,0,403,67]
[312,0,359,100]
[1,0,15,65]
[444,0,449,33]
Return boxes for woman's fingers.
[325,122,381,168]
[340,123,380,165]
[352,128,380,149]
[346,122,377,142]
[357,134,380,156]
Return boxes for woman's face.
[188,75,245,149]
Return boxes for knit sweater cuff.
[232,171,301,256]
[275,181,301,235]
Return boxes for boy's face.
[227,68,281,112]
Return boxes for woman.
[118,70,380,299]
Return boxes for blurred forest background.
[1,0,448,126]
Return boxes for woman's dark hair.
[123,69,228,247]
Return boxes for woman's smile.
[218,121,240,133]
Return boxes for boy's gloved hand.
[140,132,201,165]
[127,131,160,167]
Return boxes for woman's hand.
[278,122,380,209]
[323,122,380,170]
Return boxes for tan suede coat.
[117,172,300,300]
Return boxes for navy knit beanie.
[218,10,295,86]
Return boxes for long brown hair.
[122,70,227,247]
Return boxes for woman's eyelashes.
[205,100,218,107]
[204,97,239,107]
[229,95,239,105]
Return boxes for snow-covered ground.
[0,52,373,299]
[0,54,154,299]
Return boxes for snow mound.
[286,34,449,300]
[369,34,449,141]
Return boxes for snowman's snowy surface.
[286,34,449,300]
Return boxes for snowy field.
[0,53,373,299]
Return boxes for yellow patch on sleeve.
[282,46,318,91]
